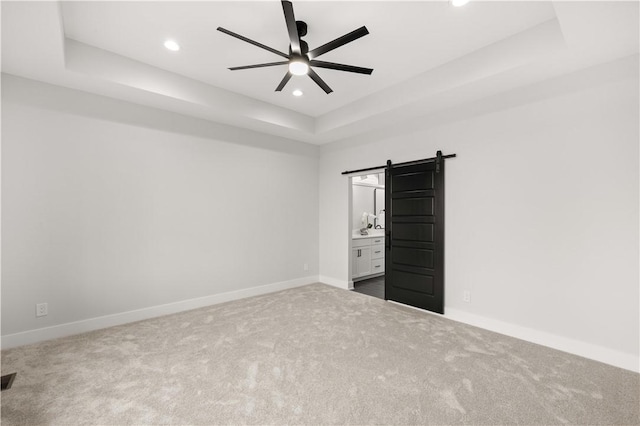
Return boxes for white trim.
[353,272,385,283]
[319,275,351,290]
[1,276,318,350]
[352,182,384,189]
[343,167,386,177]
[388,302,639,373]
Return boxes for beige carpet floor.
[1,283,638,425]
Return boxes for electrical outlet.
[463,291,471,303]
[303,263,309,271]
[36,303,48,317]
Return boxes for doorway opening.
[350,172,386,300]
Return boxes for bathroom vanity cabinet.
[352,235,385,280]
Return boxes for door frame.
[347,171,386,290]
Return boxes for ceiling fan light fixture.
[289,60,309,76]
[451,0,470,7]
[164,39,180,51]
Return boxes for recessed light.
[164,40,180,52]
[451,0,470,6]
[292,89,303,97]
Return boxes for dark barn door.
[385,160,444,314]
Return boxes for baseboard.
[319,275,351,290]
[444,308,639,373]
[388,302,639,373]
[1,275,319,350]
[6,279,636,373]
[353,272,384,282]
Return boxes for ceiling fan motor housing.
[291,41,309,57]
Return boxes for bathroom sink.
[352,229,385,238]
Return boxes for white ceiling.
[2,1,638,145]
[61,1,556,117]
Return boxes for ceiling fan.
[217,0,373,94]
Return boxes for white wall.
[2,57,638,372]
[1,75,319,338]
[319,58,639,368]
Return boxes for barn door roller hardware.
[341,151,456,175]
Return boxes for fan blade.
[309,60,373,75]
[281,1,301,55]
[229,61,289,71]
[217,27,289,59]
[307,26,369,59]
[308,68,333,94]
[275,72,293,91]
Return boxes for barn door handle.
[385,231,390,249]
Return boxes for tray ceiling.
[2,1,638,145]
